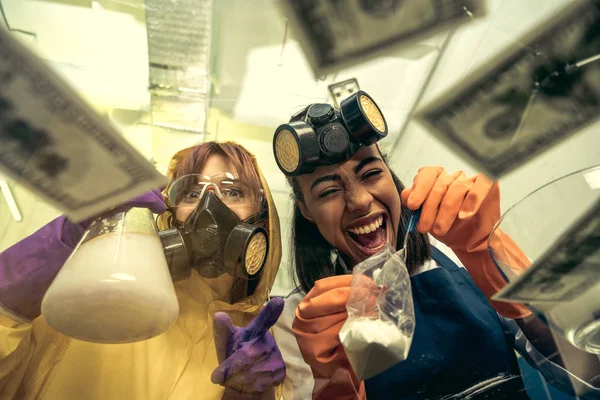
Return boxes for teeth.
[349,216,383,235]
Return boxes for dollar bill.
[416,0,600,179]
[278,0,486,76]
[493,198,600,303]
[0,27,166,222]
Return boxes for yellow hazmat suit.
[0,149,282,400]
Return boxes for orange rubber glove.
[292,275,368,400]
[401,166,532,319]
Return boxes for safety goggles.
[166,173,261,209]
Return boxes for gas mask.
[158,173,269,284]
[273,90,388,176]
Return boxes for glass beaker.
[42,207,179,343]
[488,166,600,353]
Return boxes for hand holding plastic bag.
[339,245,415,381]
[292,275,366,398]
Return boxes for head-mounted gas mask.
[273,91,388,177]
[158,173,269,283]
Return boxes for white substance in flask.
[42,232,179,343]
[340,318,410,380]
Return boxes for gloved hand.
[292,275,368,400]
[401,166,531,319]
[211,298,286,396]
[62,189,167,248]
[0,189,166,319]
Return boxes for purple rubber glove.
[0,189,166,319]
[211,298,286,397]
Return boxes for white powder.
[42,232,179,343]
[340,318,407,349]
[340,318,410,380]
[372,267,383,284]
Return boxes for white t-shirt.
[272,292,314,400]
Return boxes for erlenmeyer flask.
[42,207,179,343]
[488,166,600,353]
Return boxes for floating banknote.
[416,0,600,178]
[279,0,486,75]
[493,198,600,303]
[0,27,166,222]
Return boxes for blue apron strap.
[429,246,496,309]
[430,246,460,273]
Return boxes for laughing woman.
[272,91,600,399]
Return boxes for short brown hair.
[158,141,263,229]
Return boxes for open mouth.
[347,214,388,257]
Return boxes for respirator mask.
[159,172,269,283]
[273,90,388,176]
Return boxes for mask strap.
[241,193,268,225]
[242,209,268,225]
[290,105,310,122]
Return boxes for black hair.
[286,107,430,294]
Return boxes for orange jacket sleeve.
[402,167,532,319]
[292,276,366,399]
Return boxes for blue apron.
[365,247,529,399]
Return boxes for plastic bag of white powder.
[339,246,415,380]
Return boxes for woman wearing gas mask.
[0,141,286,399]
[272,91,600,399]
